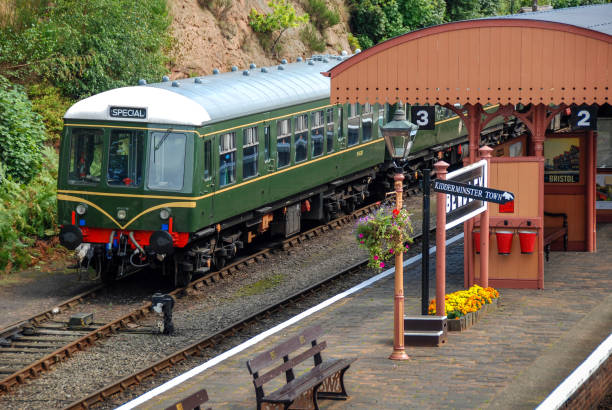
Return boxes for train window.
[378,105,385,135]
[311,110,324,157]
[337,106,344,140]
[148,131,185,191]
[219,132,236,186]
[295,114,308,163]
[348,103,359,146]
[243,126,258,179]
[108,129,144,188]
[277,119,291,168]
[204,140,212,180]
[362,103,373,142]
[264,125,271,161]
[68,128,103,186]
[326,107,334,153]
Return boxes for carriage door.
[200,137,215,225]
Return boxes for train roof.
[64,56,348,127]
[482,3,612,36]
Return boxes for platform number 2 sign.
[570,104,597,130]
[410,106,435,130]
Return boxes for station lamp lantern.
[381,102,419,162]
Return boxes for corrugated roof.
[65,57,346,126]
[488,4,612,36]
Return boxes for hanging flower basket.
[355,205,413,270]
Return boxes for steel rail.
[0,202,380,396]
[65,224,430,410]
[0,284,106,341]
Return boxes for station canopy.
[323,4,612,107]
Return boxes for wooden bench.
[246,325,356,410]
[165,388,211,410]
[544,212,568,261]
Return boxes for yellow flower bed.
[428,285,499,319]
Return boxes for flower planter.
[447,298,499,331]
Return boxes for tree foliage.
[249,0,310,55]
[0,0,172,99]
[303,0,341,30]
[0,75,46,184]
[349,0,406,48]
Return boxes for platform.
[130,224,612,409]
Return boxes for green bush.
[300,24,327,52]
[0,146,58,272]
[347,33,361,51]
[0,75,46,184]
[348,0,406,48]
[303,0,340,30]
[0,0,172,99]
[28,83,73,146]
[249,0,309,56]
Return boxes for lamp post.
[381,103,418,361]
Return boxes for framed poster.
[544,137,580,184]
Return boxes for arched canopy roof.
[323,4,612,106]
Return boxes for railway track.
[0,201,382,396]
[66,223,434,410]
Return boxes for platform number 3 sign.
[410,106,435,130]
[570,104,597,130]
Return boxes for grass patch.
[235,274,285,298]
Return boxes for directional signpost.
[421,155,515,316]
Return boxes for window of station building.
[148,131,186,191]
[311,110,324,157]
[68,128,103,186]
[264,125,271,161]
[108,129,144,188]
[277,118,291,168]
[219,132,236,186]
[362,103,373,141]
[295,114,308,163]
[243,126,258,179]
[326,107,335,153]
[203,140,212,180]
[348,103,359,146]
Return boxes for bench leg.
[545,244,550,262]
[316,367,351,401]
[289,386,320,410]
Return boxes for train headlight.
[76,203,88,215]
[159,208,171,220]
[117,209,127,220]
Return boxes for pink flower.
[405,244,410,249]
[379,262,385,268]
[358,233,364,238]
[389,249,394,254]
[374,255,379,260]
[360,240,364,244]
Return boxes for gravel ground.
[0,195,436,409]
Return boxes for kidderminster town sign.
[433,160,515,229]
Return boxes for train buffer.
[246,324,356,410]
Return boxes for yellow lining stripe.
[58,194,196,230]
[58,138,385,201]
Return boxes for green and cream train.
[58,55,516,286]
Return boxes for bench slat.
[254,341,327,388]
[263,358,356,403]
[247,325,324,374]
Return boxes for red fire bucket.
[518,230,537,254]
[473,229,481,254]
[495,230,514,255]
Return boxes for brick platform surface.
[138,224,612,409]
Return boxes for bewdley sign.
[432,159,514,229]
